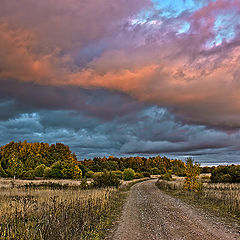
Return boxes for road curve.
[112,180,239,240]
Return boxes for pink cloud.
[2,0,240,129]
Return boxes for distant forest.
[0,141,239,182]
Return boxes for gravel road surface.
[112,180,240,240]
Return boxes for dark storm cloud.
[0,80,146,121]
[1,102,240,164]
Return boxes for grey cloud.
[1,105,240,164]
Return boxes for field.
[156,174,240,219]
[0,178,123,240]
[0,177,149,240]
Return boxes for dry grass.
[0,179,119,240]
[0,177,149,239]
[0,178,86,189]
[156,177,240,218]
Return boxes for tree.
[184,158,201,192]
[73,165,82,179]
[23,170,35,180]
[6,153,24,178]
[34,164,46,177]
[50,161,63,179]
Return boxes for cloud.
[0,80,147,122]
[0,106,240,164]
[2,0,240,129]
[2,0,240,163]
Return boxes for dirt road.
[112,180,240,240]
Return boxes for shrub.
[150,167,160,175]
[159,172,172,181]
[85,170,95,178]
[142,172,151,178]
[134,172,144,179]
[92,170,120,188]
[123,168,135,181]
[34,164,46,177]
[23,170,35,180]
[211,165,240,183]
[93,172,103,178]
[80,177,89,189]
[43,167,52,179]
[112,170,123,179]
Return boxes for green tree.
[23,170,35,180]
[6,153,24,178]
[34,164,46,177]
[50,161,63,179]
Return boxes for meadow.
[0,177,149,240]
[0,179,122,240]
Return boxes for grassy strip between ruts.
[0,178,149,240]
[155,180,240,222]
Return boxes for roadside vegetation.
[156,159,240,219]
[0,185,119,239]
[0,176,149,240]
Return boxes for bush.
[112,170,123,179]
[142,172,151,178]
[134,172,144,179]
[159,172,172,181]
[43,167,52,179]
[80,177,89,189]
[23,170,35,180]
[211,165,240,183]
[85,170,95,178]
[92,170,120,188]
[123,168,135,181]
[34,164,46,177]
[150,167,160,175]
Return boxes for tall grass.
[0,187,117,240]
[156,179,240,218]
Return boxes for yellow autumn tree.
[184,158,201,192]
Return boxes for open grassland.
[156,176,240,219]
[0,187,118,240]
[0,179,123,240]
[0,177,148,240]
[0,178,85,189]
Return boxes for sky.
[1,0,240,165]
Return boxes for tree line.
[1,141,239,183]
[0,141,82,179]
[0,141,186,180]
